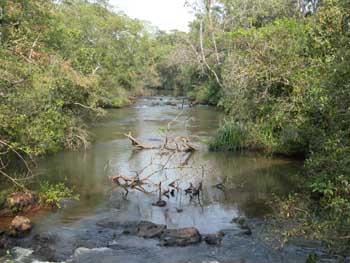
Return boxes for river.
[1,96,334,263]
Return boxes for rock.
[231,216,246,226]
[9,216,33,237]
[241,227,252,235]
[232,216,252,235]
[123,221,166,238]
[122,222,140,235]
[96,219,122,229]
[0,235,7,249]
[160,227,201,247]
[6,191,37,212]
[11,247,34,260]
[204,232,225,245]
[137,221,166,238]
[0,208,12,217]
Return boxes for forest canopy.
[1,0,350,250]
[0,0,160,159]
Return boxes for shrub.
[209,120,252,151]
[38,181,79,208]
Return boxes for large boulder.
[9,216,33,237]
[159,227,201,247]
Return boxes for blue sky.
[110,0,195,32]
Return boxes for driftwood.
[110,174,150,196]
[124,132,196,153]
[111,114,201,202]
[124,132,158,150]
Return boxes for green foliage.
[156,0,350,250]
[306,252,318,263]
[209,120,251,151]
[0,0,159,169]
[187,82,220,105]
[38,181,79,208]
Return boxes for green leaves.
[38,181,79,208]
[0,0,158,162]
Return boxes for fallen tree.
[110,114,203,204]
[124,132,197,153]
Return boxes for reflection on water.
[32,97,302,233]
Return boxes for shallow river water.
[1,97,336,263]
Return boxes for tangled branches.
[109,112,204,205]
[0,140,34,190]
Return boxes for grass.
[209,120,251,152]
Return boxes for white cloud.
[110,0,194,32]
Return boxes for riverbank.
[0,96,338,263]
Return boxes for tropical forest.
[0,0,350,262]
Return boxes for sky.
[110,0,195,32]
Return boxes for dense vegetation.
[1,0,350,253]
[0,0,159,175]
[155,0,350,252]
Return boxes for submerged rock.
[123,221,166,238]
[96,219,123,229]
[32,232,58,259]
[11,247,34,261]
[159,227,201,247]
[241,227,252,235]
[231,216,252,235]
[0,231,7,249]
[9,216,33,237]
[137,221,166,238]
[204,231,225,245]
[231,216,246,226]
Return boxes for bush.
[209,120,252,151]
[38,182,79,208]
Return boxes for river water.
[1,97,334,263]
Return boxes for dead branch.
[28,34,40,61]
[112,113,202,201]
[199,20,222,88]
[124,132,159,150]
[110,173,151,196]
[0,170,25,190]
[0,140,33,189]
[125,132,197,153]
